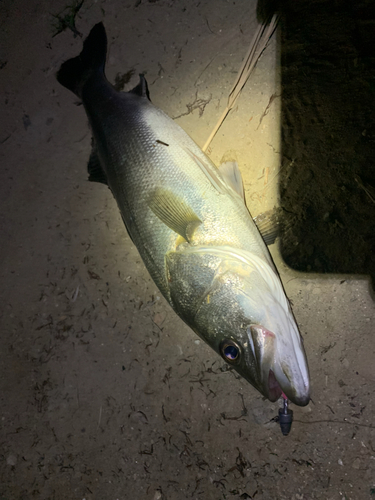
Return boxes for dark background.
[278,0,375,287]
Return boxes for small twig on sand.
[202,14,279,151]
[173,90,212,119]
[257,93,281,130]
[51,0,84,38]
[355,175,375,204]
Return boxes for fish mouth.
[264,366,310,406]
[249,325,310,406]
[267,369,283,402]
[248,325,282,401]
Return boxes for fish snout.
[290,391,310,407]
[248,325,310,406]
[272,351,310,406]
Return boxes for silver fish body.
[57,23,310,406]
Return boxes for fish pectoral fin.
[87,140,108,185]
[253,207,283,246]
[217,157,245,201]
[148,188,202,242]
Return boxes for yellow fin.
[148,188,202,242]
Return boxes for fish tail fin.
[56,22,107,97]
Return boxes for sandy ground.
[1,0,374,499]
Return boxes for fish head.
[167,245,310,406]
[218,318,310,406]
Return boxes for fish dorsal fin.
[218,160,244,200]
[148,188,202,242]
[87,140,108,185]
[130,74,151,101]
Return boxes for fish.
[57,23,310,406]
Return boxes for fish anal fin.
[87,140,107,185]
[148,188,202,242]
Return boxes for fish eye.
[219,339,241,364]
